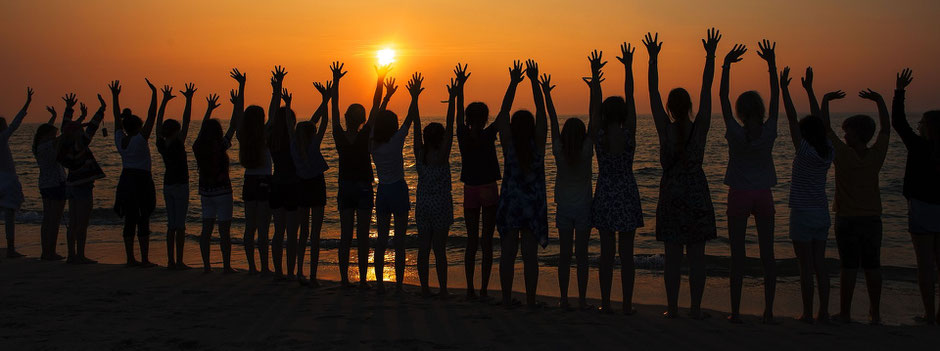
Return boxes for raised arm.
[76,103,88,124]
[281,88,296,136]
[269,65,286,125]
[891,68,917,146]
[586,50,606,139]
[155,85,176,142]
[367,64,392,127]
[780,67,801,148]
[108,80,123,133]
[821,91,846,137]
[859,89,890,139]
[756,39,779,127]
[2,88,33,137]
[84,94,107,139]
[720,44,747,125]
[330,62,347,139]
[617,43,638,135]
[46,105,57,125]
[227,69,246,141]
[525,60,548,153]
[696,28,720,125]
[409,74,428,161]
[540,74,560,143]
[379,77,397,112]
[141,78,158,139]
[496,61,525,141]
[643,33,668,134]
[179,83,196,140]
[801,67,820,116]
[61,93,77,126]
[312,80,333,144]
[202,94,221,129]
[444,78,457,156]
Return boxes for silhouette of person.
[455,65,500,299]
[33,94,77,261]
[891,69,940,325]
[109,79,158,267]
[0,87,33,259]
[291,78,333,286]
[413,72,454,297]
[267,66,302,281]
[496,60,549,308]
[645,29,720,319]
[781,67,837,324]
[238,74,277,275]
[719,40,780,323]
[156,82,195,270]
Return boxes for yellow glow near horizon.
[377,48,395,66]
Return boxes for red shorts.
[727,188,775,217]
[464,182,499,209]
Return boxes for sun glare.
[377,48,395,66]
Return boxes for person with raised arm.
[330,62,374,288]
[156,82,193,270]
[110,79,158,267]
[645,29,719,319]
[454,64,500,299]
[780,67,837,323]
[238,72,274,276]
[719,39,780,323]
[0,87,33,259]
[890,69,940,325]
[33,94,72,260]
[370,67,415,294]
[58,93,106,264]
[266,66,301,280]
[497,60,549,308]
[414,73,455,297]
[291,78,332,286]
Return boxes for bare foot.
[223,267,238,274]
[727,314,743,324]
[6,250,25,258]
[175,263,192,270]
[79,257,97,264]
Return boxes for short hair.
[466,102,489,127]
[842,114,876,144]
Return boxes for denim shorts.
[375,180,409,215]
[201,192,234,221]
[788,207,831,242]
[164,183,189,230]
[40,183,68,201]
[337,180,374,211]
[67,183,95,200]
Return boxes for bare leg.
[271,208,286,277]
[256,203,272,274]
[792,240,815,323]
[285,209,299,278]
[619,230,636,314]
[296,206,311,281]
[464,206,481,297]
[309,206,324,284]
[137,212,151,265]
[219,220,234,273]
[727,215,748,322]
[812,239,831,322]
[417,225,432,296]
[911,233,937,324]
[393,210,409,290]
[3,209,21,257]
[520,229,539,307]
[67,200,78,261]
[574,226,590,310]
[598,229,615,311]
[374,212,391,293]
[355,206,371,286]
[40,198,65,259]
[687,241,707,319]
[339,208,355,285]
[200,218,215,272]
[73,195,93,262]
[756,213,777,323]
[433,227,448,296]
[243,201,258,273]
[480,205,497,297]
[122,210,139,266]
[175,228,187,268]
[557,226,574,308]
[864,268,883,324]
[839,267,858,322]
[663,242,683,318]
[499,229,519,306]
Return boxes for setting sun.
[377,48,395,66]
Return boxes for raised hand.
[97,94,107,109]
[230,68,247,84]
[800,67,813,90]
[406,72,425,98]
[539,73,555,93]
[724,44,747,65]
[206,94,221,110]
[446,78,458,99]
[780,66,792,88]
[509,60,525,84]
[384,77,398,98]
[375,63,392,77]
[281,88,292,105]
[46,106,56,119]
[588,50,606,78]
[454,63,470,85]
[525,59,539,81]
[896,68,913,90]
[756,39,776,65]
[108,80,122,95]
[229,89,239,104]
[642,32,662,57]
[616,42,635,65]
[582,71,605,86]
[79,103,88,119]
[330,61,347,81]
[145,78,156,92]
[313,81,333,101]
[858,89,883,101]
[702,27,721,55]
[63,93,78,108]
[180,83,197,99]
[823,90,846,102]
[161,85,176,102]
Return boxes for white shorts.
[201,193,233,221]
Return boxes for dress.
[415,160,454,230]
[591,129,644,231]
[655,121,717,244]
[496,139,549,247]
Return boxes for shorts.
[298,175,327,208]
[0,173,24,210]
[40,183,68,201]
[337,179,374,211]
[164,183,189,230]
[909,199,940,233]
[788,207,831,242]
[67,183,95,200]
[464,182,498,209]
[269,181,299,211]
[556,202,591,230]
[201,193,234,221]
[835,216,882,269]
[375,180,410,215]
[243,175,271,202]
[727,188,775,217]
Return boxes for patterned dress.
[496,139,549,247]
[655,121,717,244]
[415,160,454,231]
[592,128,644,232]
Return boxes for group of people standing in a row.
[1,29,939,325]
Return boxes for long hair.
[799,115,830,158]
[193,119,227,175]
[238,105,266,169]
[736,91,765,141]
[466,102,489,130]
[267,106,295,154]
[33,123,58,155]
[295,121,316,161]
[510,110,536,174]
[345,104,366,131]
[561,118,586,165]
[667,88,693,151]
[161,119,181,139]
[120,109,142,149]
[373,110,399,144]
[422,122,445,165]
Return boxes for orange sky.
[2,0,938,122]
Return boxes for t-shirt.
[194,138,232,196]
[724,118,777,190]
[156,136,189,186]
[892,89,940,205]
[371,126,409,184]
[830,131,889,216]
[35,140,67,189]
[457,124,501,186]
[115,130,151,172]
[292,139,329,180]
[336,125,373,183]
[789,139,834,209]
[553,138,593,208]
